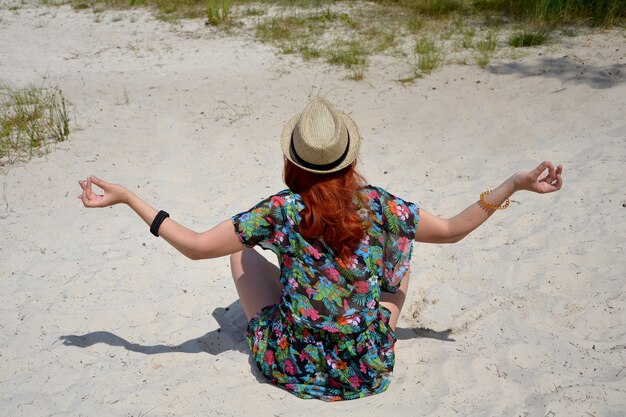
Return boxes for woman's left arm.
[78,176,244,259]
[415,161,563,244]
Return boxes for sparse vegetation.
[215,96,252,124]
[406,15,424,33]
[255,9,394,74]
[55,0,626,26]
[327,39,370,69]
[0,82,71,166]
[241,6,264,17]
[474,29,497,67]
[41,0,625,80]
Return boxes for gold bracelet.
[479,190,510,211]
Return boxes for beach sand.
[0,4,625,416]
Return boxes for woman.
[78,98,563,401]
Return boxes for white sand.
[1,4,625,416]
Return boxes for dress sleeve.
[231,193,287,254]
[375,187,420,293]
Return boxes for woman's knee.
[229,248,281,321]
[379,273,410,331]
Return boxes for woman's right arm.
[414,161,563,244]
[78,176,244,260]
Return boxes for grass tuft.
[206,0,230,26]
[474,29,497,67]
[348,66,365,81]
[414,36,443,74]
[509,31,547,47]
[327,39,370,69]
[1,82,71,166]
[407,15,424,33]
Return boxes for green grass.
[398,34,444,82]
[509,31,547,47]
[415,0,465,17]
[406,15,424,33]
[0,82,71,165]
[413,36,443,75]
[55,0,626,26]
[374,0,466,17]
[472,0,626,26]
[206,0,230,26]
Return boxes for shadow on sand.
[60,300,249,355]
[60,300,455,356]
[488,55,625,89]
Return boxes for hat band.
[290,130,351,172]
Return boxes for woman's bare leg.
[230,248,282,321]
[379,272,410,331]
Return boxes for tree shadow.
[488,56,625,89]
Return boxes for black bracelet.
[150,210,170,237]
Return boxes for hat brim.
[280,111,361,174]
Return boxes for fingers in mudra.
[78,177,106,207]
[536,162,563,193]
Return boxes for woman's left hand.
[513,161,563,194]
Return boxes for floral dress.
[232,185,419,401]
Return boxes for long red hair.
[284,159,368,260]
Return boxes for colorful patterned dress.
[232,185,419,401]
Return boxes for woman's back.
[233,185,419,333]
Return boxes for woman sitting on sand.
[78,98,563,401]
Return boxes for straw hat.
[280,98,361,174]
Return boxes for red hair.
[284,159,368,260]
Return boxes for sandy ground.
[1,4,625,416]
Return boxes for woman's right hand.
[513,161,563,194]
[78,176,130,208]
